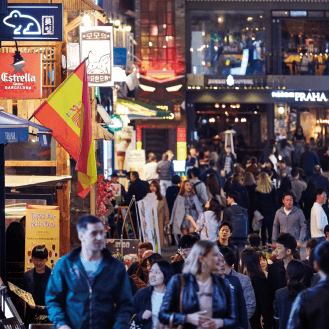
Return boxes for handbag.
[156,275,185,329]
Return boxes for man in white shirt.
[310,188,328,243]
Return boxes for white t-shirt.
[284,208,292,216]
[311,202,327,238]
[151,290,165,328]
[80,255,103,284]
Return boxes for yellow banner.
[25,205,60,272]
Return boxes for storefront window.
[281,19,329,75]
[190,10,266,75]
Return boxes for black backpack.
[193,181,202,199]
[229,207,248,238]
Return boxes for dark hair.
[309,249,316,273]
[314,241,329,275]
[313,165,321,174]
[209,160,215,167]
[131,171,139,180]
[162,153,169,161]
[278,158,286,165]
[77,215,102,233]
[220,247,236,267]
[138,242,153,250]
[147,253,163,267]
[172,175,181,185]
[206,173,222,198]
[191,167,200,178]
[152,260,174,285]
[111,172,118,178]
[306,180,317,193]
[280,177,292,192]
[219,221,233,233]
[32,245,48,260]
[282,191,294,200]
[325,225,329,236]
[306,239,318,250]
[277,233,297,254]
[286,259,306,297]
[150,180,163,200]
[291,167,299,178]
[231,174,242,184]
[178,234,200,249]
[315,188,327,198]
[280,139,289,150]
[249,233,261,247]
[250,156,257,164]
[227,191,240,203]
[208,198,221,222]
[240,248,265,278]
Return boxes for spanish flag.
[34,60,97,197]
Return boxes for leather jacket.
[159,273,236,329]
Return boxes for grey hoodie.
[272,206,307,243]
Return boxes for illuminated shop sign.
[0,4,63,41]
[271,91,328,102]
[207,77,254,86]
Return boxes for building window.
[280,19,329,75]
[140,0,177,73]
[190,10,266,75]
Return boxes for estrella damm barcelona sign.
[0,3,63,41]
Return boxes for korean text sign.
[25,205,60,272]
[80,26,114,87]
[0,3,63,41]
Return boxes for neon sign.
[272,91,328,102]
[0,4,63,41]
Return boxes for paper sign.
[8,282,35,306]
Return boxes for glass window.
[190,10,266,75]
[281,19,329,75]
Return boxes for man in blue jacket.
[45,215,134,329]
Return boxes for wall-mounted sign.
[0,53,42,98]
[0,4,63,41]
[207,77,254,86]
[0,0,7,15]
[80,26,114,87]
[272,91,328,102]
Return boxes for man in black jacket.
[217,145,235,185]
[308,165,329,191]
[124,171,149,238]
[288,241,329,328]
[223,191,248,252]
[268,233,313,306]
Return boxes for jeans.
[261,219,273,246]
[160,180,172,196]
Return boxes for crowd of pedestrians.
[16,135,329,329]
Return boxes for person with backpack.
[223,191,249,252]
[187,167,208,206]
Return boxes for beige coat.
[157,195,170,248]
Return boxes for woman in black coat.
[254,172,278,246]
[133,260,174,329]
[240,249,272,329]
[227,174,249,209]
[244,172,257,233]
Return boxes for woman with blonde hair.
[150,180,170,248]
[170,180,202,236]
[159,240,236,328]
[254,172,278,247]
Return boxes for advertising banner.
[114,126,134,172]
[126,150,146,180]
[106,239,139,269]
[25,205,60,272]
[0,3,63,41]
[137,193,160,254]
[0,53,42,98]
[80,26,114,87]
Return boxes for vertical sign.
[0,53,42,98]
[177,126,187,161]
[67,43,80,70]
[80,26,114,87]
[25,205,60,272]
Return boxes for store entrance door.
[144,129,169,162]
